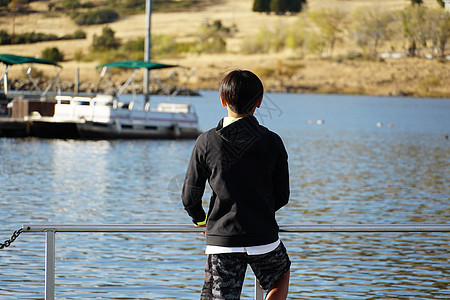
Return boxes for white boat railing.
[22,224,450,300]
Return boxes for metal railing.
[22,224,450,300]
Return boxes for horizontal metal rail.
[23,224,450,233]
[21,224,450,300]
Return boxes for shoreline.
[4,55,448,99]
[6,78,449,100]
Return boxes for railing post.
[255,278,263,300]
[45,229,56,300]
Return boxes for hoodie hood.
[215,115,269,157]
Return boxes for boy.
[182,70,290,300]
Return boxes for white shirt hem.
[205,239,280,255]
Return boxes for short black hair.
[219,70,264,115]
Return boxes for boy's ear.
[220,97,227,107]
[256,98,262,108]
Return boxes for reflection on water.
[287,131,449,225]
[287,232,449,299]
[1,92,449,299]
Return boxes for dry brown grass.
[0,0,448,97]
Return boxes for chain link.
[0,228,23,249]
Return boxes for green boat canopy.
[0,54,60,67]
[96,60,176,70]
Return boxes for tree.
[241,25,272,54]
[8,0,28,13]
[426,8,450,57]
[411,0,423,5]
[309,9,346,56]
[286,16,307,52]
[253,0,306,14]
[269,22,287,51]
[8,0,29,45]
[399,5,427,57]
[195,20,233,53]
[270,0,286,14]
[253,0,270,13]
[271,0,305,14]
[351,8,394,58]
[91,26,121,51]
[285,0,304,12]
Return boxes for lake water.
[1,91,449,299]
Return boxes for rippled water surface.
[1,92,449,299]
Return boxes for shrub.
[0,29,87,45]
[14,31,59,44]
[41,47,64,62]
[61,29,87,40]
[123,0,145,10]
[152,0,212,12]
[123,37,145,53]
[92,26,121,51]
[73,49,84,61]
[241,26,270,54]
[194,19,234,54]
[72,29,87,39]
[71,8,119,25]
[419,74,441,89]
[197,37,226,54]
[62,0,81,10]
[286,18,306,50]
[269,22,287,52]
[176,41,197,53]
[123,35,179,58]
[82,1,95,8]
[0,30,10,45]
[152,34,178,58]
[95,50,131,65]
[241,24,284,54]
[305,33,325,55]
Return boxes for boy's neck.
[226,106,254,118]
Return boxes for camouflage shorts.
[200,242,290,300]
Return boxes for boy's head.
[219,70,263,115]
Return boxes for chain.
[0,228,23,249]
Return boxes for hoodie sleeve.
[182,133,210,224]
[273,136,290,211]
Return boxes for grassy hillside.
[0,0,448,97]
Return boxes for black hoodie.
[182,115,289,247]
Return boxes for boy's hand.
[194,214,206,234]
[194,223,206,235]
